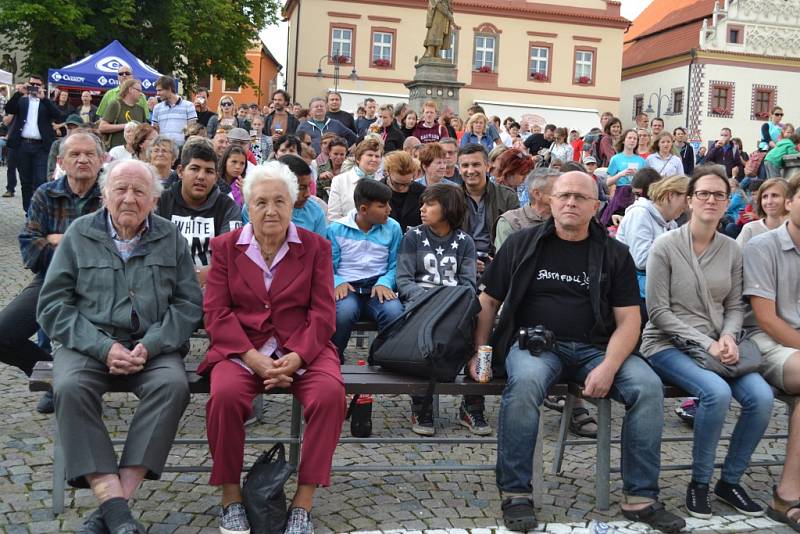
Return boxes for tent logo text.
[51,72,85,83]
[96,56,128,73]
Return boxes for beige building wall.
[285,0,627,120]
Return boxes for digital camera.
[518,325,555,356]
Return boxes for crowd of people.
[1,69,800,534]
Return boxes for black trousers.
[0,276,51,376]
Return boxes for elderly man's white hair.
[243,161,299,205]
[99,159,164,198]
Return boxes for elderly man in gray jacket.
[37,159,203,534]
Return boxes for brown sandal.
[767,485,800,532]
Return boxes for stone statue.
[423,0,456,59]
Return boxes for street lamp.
[315,54,358,93]
[645,88,673,118]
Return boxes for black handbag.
[242,443,296,534]
[675,336,762,379]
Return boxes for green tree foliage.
[0,0,280,90]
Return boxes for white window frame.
[529,46,549,75]
[331,27,353,59]
[372,31,393,62]
[473,35,496,71]
[575,50,593,80]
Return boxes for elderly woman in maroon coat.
[200,160,345,534]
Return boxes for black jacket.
[483,217,637,374]
[381,177,424,233]
[5,92,61,149]
[677,143,695,176]
[359,123,405,154]
[326,110,356,133]
[263,110,299,136]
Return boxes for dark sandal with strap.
[501,496,538,532]
[544,395,566,412]
[767,486,800,532]
[622,501,686,534]
[569,406,598,438]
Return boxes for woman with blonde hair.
[207,95,246,139]
[460,113,501,151]
[646,132,684,177]
[616,174,689,321]
[736,178,789,245]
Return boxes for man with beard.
[156,140,241,288]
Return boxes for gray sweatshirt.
[616,198,677,270]
[396,225,477,303]
[641,223,744,357]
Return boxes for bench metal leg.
[254,394,264,423]
[532,412,544,507]
[289,397,302,466]
[52,421,66,514]
[552,393,576,474]
[595,398,611,511]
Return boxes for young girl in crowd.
[607,129,646,187]
[643,165,773,520]
[401,110,418,138]
[637,128,651,158]
[396,184,477,436]
[218,145,248,205]
[646,132,684,177]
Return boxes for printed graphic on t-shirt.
[536,268,590,289]
[414,227,466,286]
[171,215,215,266]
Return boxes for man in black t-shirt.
[471,172,685,533]
[523,123,556,165]
[325,91,357,134]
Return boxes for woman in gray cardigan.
[642,166,773,520]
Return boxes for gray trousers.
[52,347,190,488]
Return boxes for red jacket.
[199,226,341,380]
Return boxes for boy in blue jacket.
[328,179,403,362]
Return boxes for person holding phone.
[3,75,62,213]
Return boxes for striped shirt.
[151,97,197,146]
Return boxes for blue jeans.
[332,284,403,361]
[497,341,664,499]
[649,348,773,484]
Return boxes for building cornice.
[622,48,800,80]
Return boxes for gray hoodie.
[616,198,677,270]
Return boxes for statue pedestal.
[405,58,465,114]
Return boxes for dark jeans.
[0,276,52,376]
[16,141,49,213]
[6,146,17,193]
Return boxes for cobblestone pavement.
[0,189,796,533]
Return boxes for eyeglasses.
[693,190,729,202]
[131,86,142,92]
[220,102,233,107]
[118,71,132,77]
[552,192,597,203]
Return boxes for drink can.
[476,345,493,383]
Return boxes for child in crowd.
[329,179,404,363]
[396,184,477,436]
[218,145,248,203]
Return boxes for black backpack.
[368,285,481,381]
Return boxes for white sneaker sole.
[220,525,251,534]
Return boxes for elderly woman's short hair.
[243,161,299,206]
[124,121,140,136]
[58,131,106,159]
[145,135,179,161]
[99,159,164,197]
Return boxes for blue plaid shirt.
[19,176,102,275]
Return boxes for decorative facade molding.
[688,63,705,140]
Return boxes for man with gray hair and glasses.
[37,158,203,533]
[0,133,105,413]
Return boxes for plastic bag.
[242,443,296,534]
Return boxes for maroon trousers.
[206,359,346,486]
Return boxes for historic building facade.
[621,0,800,151]
[283,0,629,132]
[203,42,283,111]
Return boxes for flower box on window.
[711,106,728,115]
[577,75,592,85]
[372,58,391,68]
[332,55,350,64]
[530,72,548,81]
[476,65,493,73]
[754,111,769,120]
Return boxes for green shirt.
[103,100,146,148]
[96,87,150,120]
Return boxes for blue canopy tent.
[48,40,163,94]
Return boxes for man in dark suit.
[4,75,60,212]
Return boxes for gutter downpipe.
[686,48,696,129]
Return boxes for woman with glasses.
[642,165,773,520]
[381,150,424,232]
[759,106,784,152]
[636,128,651,159]
[98,79,146,149]
[207,96,243,139]
[146,135,179,187]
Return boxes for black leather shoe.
[36,391,54,414]
[77,509,109,534]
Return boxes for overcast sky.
[258,0,655,87]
